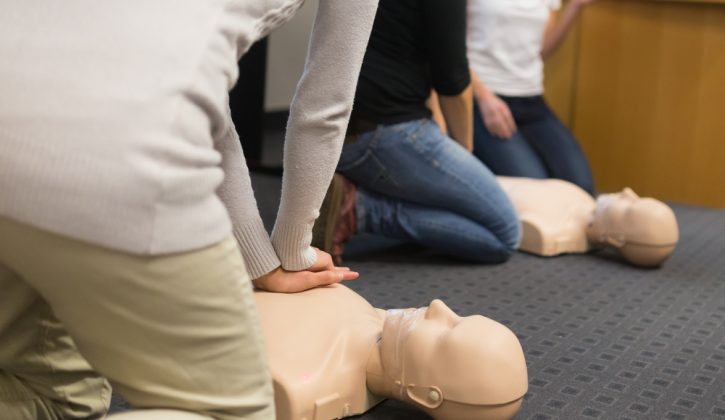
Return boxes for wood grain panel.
[543,12,580,126]
[548,0,725,208]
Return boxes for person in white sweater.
[0,1,377,419]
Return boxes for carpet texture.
[110,173,725,419]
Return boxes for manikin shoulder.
[254,284,384,420]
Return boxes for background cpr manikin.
[497,177,679,267]
[254,284,528,420]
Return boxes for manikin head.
[368,300,528,420]
[587,188,679,267]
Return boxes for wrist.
[481,91,498,103]
[479,92,499,111]
[253,266,282,291]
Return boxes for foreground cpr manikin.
[254,284,527,420]
[497,177,679,267]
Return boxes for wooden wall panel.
[545,0,725,208]
[543,14,580,126]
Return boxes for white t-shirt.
[467,0,561,97]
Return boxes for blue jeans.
[337,119,520,263]
[473,95,595,195]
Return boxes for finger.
[340,270,360,281]
[331,266,358,280]
[502,106,517,134]
[276,271,339,293]
[497,118,512,138]
[308,270,345,288]
[490,119,510,139]
[486,120,504,139]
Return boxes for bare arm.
[426,90,447,134]
[470,68,517,139]
[438,85,474,151]
[541,0,596,60]
[426,87,473,151]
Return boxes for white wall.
[264,0,318,112]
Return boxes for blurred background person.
[468,0,597,195]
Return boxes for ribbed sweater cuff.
[232,219,281,280]
[271,223,317,271]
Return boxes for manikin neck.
[365,308,413,401]
[586,197,626,249]
[365,340,398,398]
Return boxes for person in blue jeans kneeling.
[312,0,520,265]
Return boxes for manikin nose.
[424,299,460,325]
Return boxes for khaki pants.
[0,217,274,419]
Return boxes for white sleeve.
[215,107,282,279]
[550,0,562,11]
[270,0,378,271]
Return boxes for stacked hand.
[478,92,517,140]
[253,248,359,293]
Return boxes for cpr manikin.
[496,177,679,267]
[254,284,527,420]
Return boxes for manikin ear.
[406,385,444,409]
[605,233,626,248]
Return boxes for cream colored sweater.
[0,0,378,278]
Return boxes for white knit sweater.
[0,0,378,278]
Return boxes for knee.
[472,204,521,264]
[489,212,522,263]
[483,245,516,264]
[470,220,520,264]
[500,209,522,251]
[0,371,110,419]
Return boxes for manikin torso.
[496,176,679,267]
[497,176,594,256]
[254,285,384,420]
[254,284,528,420]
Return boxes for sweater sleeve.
[215,105,282,279]
[270,0,378,271]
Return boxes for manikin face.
[588,188,678,266]
[589,188,640,246]
[378,300,528,412]
[589,188,678,247]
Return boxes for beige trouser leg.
[0,217,274,420]
[0,265,111,419]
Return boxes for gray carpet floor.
[111,173,725,419]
